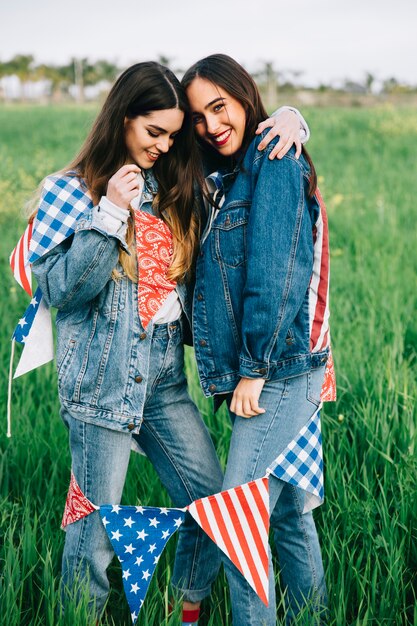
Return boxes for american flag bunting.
[11,286,54,378]
[267,405,324,513]
[61,471,99,529]
[100,505,185,624]
[28,173,93,263]
[187,477,270,606]
[9,221,33,296]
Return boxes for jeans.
[61,319,223,613]
[223,367,327,626]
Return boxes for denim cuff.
[170,581,212,603]
[75,206,130,253]
[239,357,270,379]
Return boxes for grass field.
[0,104,416,625]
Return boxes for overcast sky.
[1,0,415,86]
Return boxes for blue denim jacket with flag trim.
[193,132,331,397]
[32,172,192,433]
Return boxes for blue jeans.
[61,319,223,613]
[223,367,327,626]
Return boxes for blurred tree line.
[0,54,415,105]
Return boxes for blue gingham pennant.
[100,505,186,624]
[28,173,93,263]
[267,406,324,513]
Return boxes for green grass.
[1,104,416,625]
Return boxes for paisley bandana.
[134,210,176,329]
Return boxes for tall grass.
[0,105,416,625]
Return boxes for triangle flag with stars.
[12,285,54,378]
[99,505,186,624]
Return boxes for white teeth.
[213,129,231,143]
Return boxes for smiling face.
[186,77,246,156]
[124,108,184,169]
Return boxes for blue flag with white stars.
[99,505,186,624]
[12,286,43,344]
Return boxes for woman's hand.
[256,109,302,160]
[107,164,142,209]
[230,377,266,418]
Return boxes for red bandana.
[134,210,176,329]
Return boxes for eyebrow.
[192,97,226,115]
[147,124,167,133]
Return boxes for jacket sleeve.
[32,207,125,311]
[238,147,314,379]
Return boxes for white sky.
[1,0,415,86]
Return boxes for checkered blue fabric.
[267,406,324,513]
[28,174,93,263]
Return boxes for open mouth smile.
[211,129,232,147]
[146,150,160,161]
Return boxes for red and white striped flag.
[187,477,270,606]
[10,222,33,296]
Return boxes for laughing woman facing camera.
[183,55,334,625]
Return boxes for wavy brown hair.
[182,54,317,196]
[31,62,203,282]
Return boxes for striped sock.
[182,607,200,625]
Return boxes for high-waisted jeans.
[223,366,327,626]
[60,319,224,613]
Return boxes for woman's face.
[124,108,184,169]
[186,78,246,156]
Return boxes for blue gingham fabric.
[267,406,324,513]
[28,174,93,263]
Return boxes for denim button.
[320,356,327,363]
[135,375,143,383]
[127,423,135,431]
[197,293,203,301]
[199,339,207,347]
[139,332,147,340]
[209,384,216,392]
[254,367,267,375]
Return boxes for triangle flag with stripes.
[61,471,99,529]
[100,505,185,624]
[187,477,270,606]
[267,406,324,514]
[9,221,33,296]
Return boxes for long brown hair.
[182,54,317,196]
[35,62,203,282]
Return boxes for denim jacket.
[32,173,191,432]
[193,133,330,397]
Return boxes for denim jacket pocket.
[212,206,249,268]
[101,272,128,318]
[306,366,325,408]
[57,338,77,387]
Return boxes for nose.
[156,136,171,154]
[206,113,221,135]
